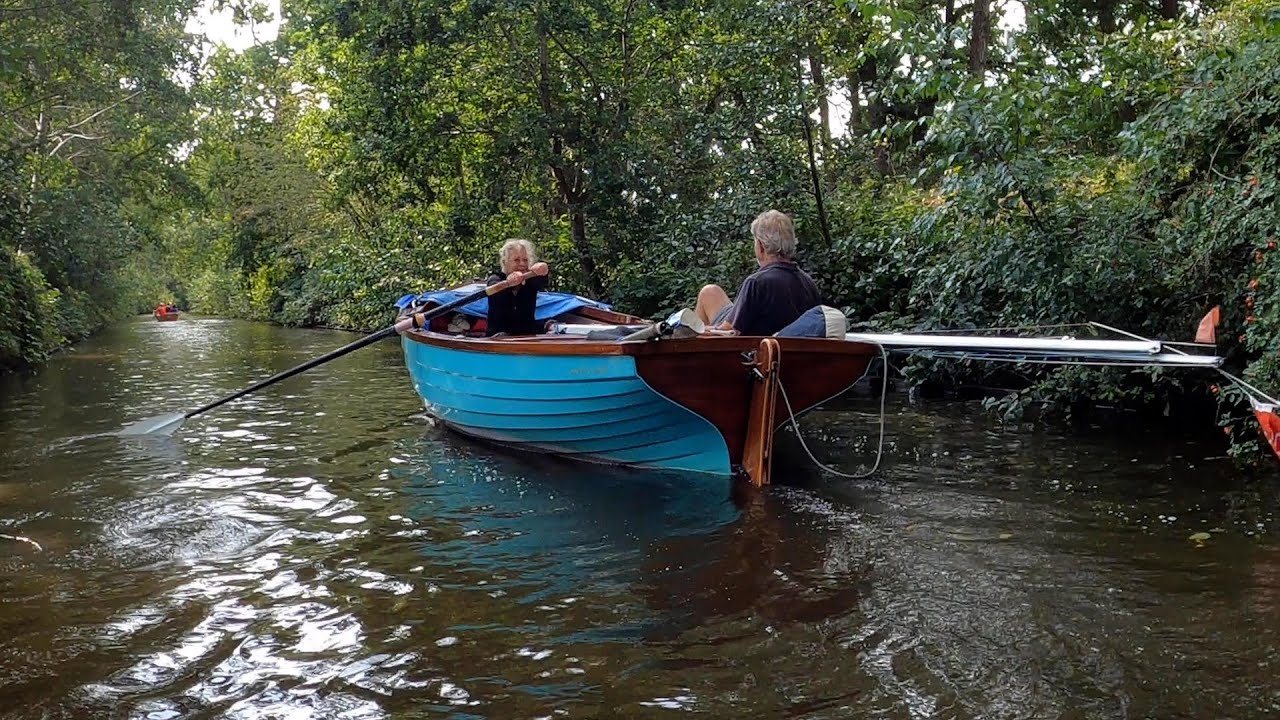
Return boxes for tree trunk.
[859,56,886,129]
[568,206,603,298]
[732,89,769,152]
[1098,0,1117,33]
[18,111,50,253]
[807,53,833,169]
[1159,0,1178,20]
[857,56,891,175]
[797,60,832,248]
[846,72,863,133]
[536,25,604,297]
[800,111,832,248]
[969,0,990,78]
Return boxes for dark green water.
[1,317,1279,718]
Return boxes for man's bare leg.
[695,284,731,327]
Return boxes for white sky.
[185,0,281,51]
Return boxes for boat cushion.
[774,305,847,339]
[395,285,612,321]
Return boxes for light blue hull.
[401,337,732,475]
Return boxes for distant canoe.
[400,304,875,486]
[153,309,180,321]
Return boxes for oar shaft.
[185,325,398,418]
[182,270,541,421]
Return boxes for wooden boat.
[154,307,180,321]
[398,288,1278,483]
[400,300,878,487]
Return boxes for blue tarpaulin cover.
[394,284,612,320]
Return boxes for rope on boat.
[1218,370,1280,406]
[894,321,1096,335]
[1090,320,1280,405]
[777,343,891,479]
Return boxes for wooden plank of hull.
[402,330,877,480]
[571,305,647,325]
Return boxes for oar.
[120,266,548,436]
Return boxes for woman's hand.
[502,263,547,288]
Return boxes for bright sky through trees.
[186,0,281,50]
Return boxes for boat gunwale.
[402,329,881,358]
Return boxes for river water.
[1,317,1278,719]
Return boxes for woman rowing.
[485,238,550,336]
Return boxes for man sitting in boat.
[693,209,822,336]
[485,238,551,336]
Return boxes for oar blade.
[119,412,187,436]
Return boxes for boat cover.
[394,284,613,321]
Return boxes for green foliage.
[868,0,1280,459]
[1136,6,1280,459]
[0,0,201,368]
[819,181,930,326]
[0,247,58,370]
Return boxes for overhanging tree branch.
[46,132,103,157]
[546,29,602,104]
[64,90,142,131]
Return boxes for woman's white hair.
[499,238,538,273]
[750,210,797,259]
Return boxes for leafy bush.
[0,246,61,370]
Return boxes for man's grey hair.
[751,210,797,259]
[499,238,538,273]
